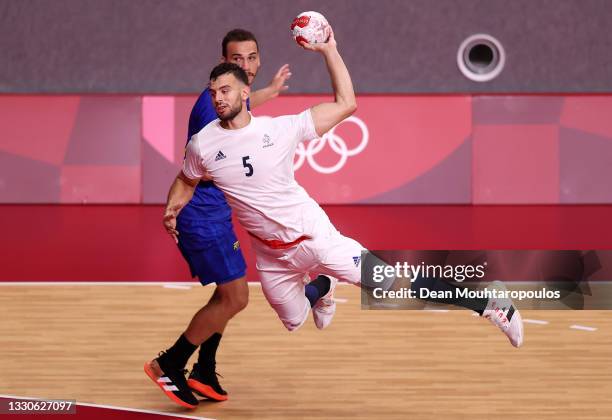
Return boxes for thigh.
[311,231,365,285]
[253,244,310,331]
[177,220,246,285]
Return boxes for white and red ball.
[290,11,331,46]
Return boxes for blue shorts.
[176,218,247,285]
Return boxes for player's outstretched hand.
[163,208,179,243]
[268,64,292,95]
[299,28,337,53]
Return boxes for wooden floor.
[1,284,611,420]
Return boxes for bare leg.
[150,276,248,376]
[184,276,248,344]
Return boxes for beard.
[217,100,243,121]
[247,72,256,85]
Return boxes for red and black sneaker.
[187,363,228,401]
[144,358,199,409]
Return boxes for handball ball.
[290,11,331,46]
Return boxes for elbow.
[342,100,357,118]
[348,100,357,114]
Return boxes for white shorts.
[251,220,364,331]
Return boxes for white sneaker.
[312,276,338,330]
[482,281,524,348]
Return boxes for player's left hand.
[267,64,292,95]
[163,209,179,243]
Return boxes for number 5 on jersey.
[242,156,254,177]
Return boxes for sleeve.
[292,109,319,144]
[187,108,202,143]
[182,139,205,180]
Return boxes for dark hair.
[222,28,259,58]
[209,62,249,85]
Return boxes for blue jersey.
[175,88,249,284]
[178,88,237,222]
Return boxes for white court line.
[423,309,450,313]
[570,325,598,332]
[524,319,549,325]
[0,281,354,287]
[368,302,401,308]
[0,394,214,420]
[0,282,201,286]
[163,284,192,290]
[77,401,214,420]
[3,280,611,287]
[333,297,348,303]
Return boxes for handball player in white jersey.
[164,29,524,346]
[165,29,358,332]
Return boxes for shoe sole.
[187,378,229,401]
[143,362,198,409]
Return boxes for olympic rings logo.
[294,116,369,174]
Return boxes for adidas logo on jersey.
[353,256,361,267]
[215,151,227,161]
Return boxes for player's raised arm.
[250,64,292,108]
[300,29,357,137]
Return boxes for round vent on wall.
[457,34,505,82]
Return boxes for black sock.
[411,276,488,315]
[157,334,197,372]
[197,332,222,373]
[305,275,331,307]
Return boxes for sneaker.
[482,281,524,348]
[144,356,198,409]
[187,363,228,401]
[312,276,338,329]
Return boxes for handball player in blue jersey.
[144,29,298,408]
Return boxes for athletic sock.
[197,333,222,372]
[157,333,197,372]
[412,276,488,315]
[305,275,331,307]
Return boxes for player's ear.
[242,85,250,101]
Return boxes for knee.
[283,318,305,332]
[231,290,249,314]
[219,285,248,316]
[276,303,309,332]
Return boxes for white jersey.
[182,110,331,243]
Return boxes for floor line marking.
[0,394,213,420]
[524,319,549,325]
[163,284,192,290]
[570,325,597,332]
